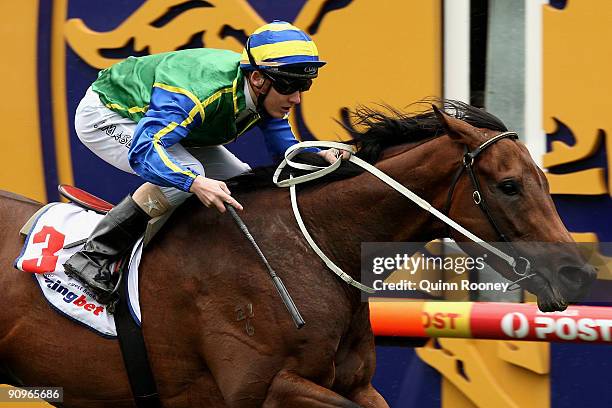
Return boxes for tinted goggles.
[263,72,312,95]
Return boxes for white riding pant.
[74,87,251,207]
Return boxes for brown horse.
[0,101,596,407]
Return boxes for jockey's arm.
[128,85,240,212]
[259,116,344,164]
[128,85,202,191]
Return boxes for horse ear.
[431,104,479,144]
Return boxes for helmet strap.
[247,71,272,117]
[256,92,269,118]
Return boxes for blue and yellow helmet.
[241,20,326,79]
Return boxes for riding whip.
[224,203,305,329]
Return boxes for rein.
[273,135,534,293]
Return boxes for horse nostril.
[558,265,597,289]
[583,265,598,282]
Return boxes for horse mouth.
[526,274,569,312]
[535,281,569,312]
[527,265,596,312]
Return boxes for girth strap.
[114,259,161,408]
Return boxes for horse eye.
[498,180,520,195]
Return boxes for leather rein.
[273,133,535,293]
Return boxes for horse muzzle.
[556,264,598,301]
[529,263,597,312]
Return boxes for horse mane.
[230,99,508,192]
[344,98,508,163]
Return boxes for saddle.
[19,185,173,310]
[58,184,114,214]
[21,185,172,249]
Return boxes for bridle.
[443,131,534,289]
[273,133,535,293]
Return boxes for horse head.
[434,105,596,311]
[343,100,596,312]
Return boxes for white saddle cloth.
[14,203,144,337]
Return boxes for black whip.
[225,204,305,329]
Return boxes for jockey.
[63,20,342,301]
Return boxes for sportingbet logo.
[500,311,612,342]
[43,276,104,316]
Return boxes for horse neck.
[295,136,462,274]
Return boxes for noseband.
[444,131,535,289]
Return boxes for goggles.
[262,72,312,95]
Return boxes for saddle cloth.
[14,203,144,337]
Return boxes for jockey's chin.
[263,87,301,118]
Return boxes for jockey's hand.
[190,175,243,213]
[318,148,351,165]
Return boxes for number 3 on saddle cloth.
[13,187,150,338]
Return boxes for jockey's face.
[263,83,302,118]
[248,71,304,119]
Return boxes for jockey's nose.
[288,91,301,104]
